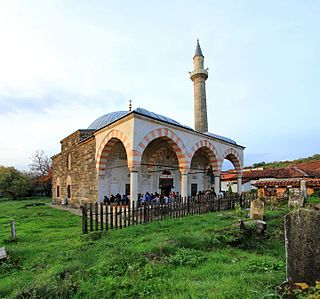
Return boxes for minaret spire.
[190,39,208,133]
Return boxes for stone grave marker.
[285,208,320,285]
[288,194,304,209]
[0,247,7,260]
[249,198,264,220]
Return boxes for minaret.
[190,39,208,133]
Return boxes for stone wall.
[52,130,97,207]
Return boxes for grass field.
[0,197,287,298]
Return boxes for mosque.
[52,40,245,206]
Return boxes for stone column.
[237,174,242,194]
[214,172,220,195]
[300,180,307,200]
[180,170,189,199]
[285,208,320,284]
[130,170,138,203]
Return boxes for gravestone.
[300,180,307,200]
[288,194,304,209]
[285,208,320,285]
[0,247,7,260]
[249,198,264,220]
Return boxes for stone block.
[0,247,7,260]
[288,194,304,209]
[250,198,264,220]
[285,208,320,284]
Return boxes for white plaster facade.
[94,112,245,202]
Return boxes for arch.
[96,129,130,174]
[56,177,60,198]
[136,128,189,171]
[146,147,177,172]
[66,175,72,199]
[221,148,242,172]
[189,140,220,170]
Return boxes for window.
[125,184,130,196]
[191,184,198,196]
[67,185,71,198]
[56,185,60,197]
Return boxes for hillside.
[248,154,320,169]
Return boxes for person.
[122,194,129,205]
[104,195,109,205]
[116,193,121,205]
[110,194,115,204]
[145,192,152,203]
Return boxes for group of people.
[103,193,130,205]
[138,191,180,205]
[103,189,220,206]
[103,191,181,206]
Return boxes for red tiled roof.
[254,179,320,188]
[221,161,320,181]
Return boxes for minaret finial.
[129,99,132,111]
[194,39,203,57]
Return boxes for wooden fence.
[81,192,255,234]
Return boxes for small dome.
[88,111,129,130]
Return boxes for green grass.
[0,198,286,298]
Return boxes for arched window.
[56,177,60,198]
[66,176,72,199]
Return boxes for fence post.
[119,202,123,229]
[124,203,127,228]
[115,204,118,229]
[89,203,93,232]
[95,202,99,231]
[132,201,135,226]
[11,220,16,240]
[110,203,113,229]
[82,205,88,234]
[100,202,104,230]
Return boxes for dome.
[204,132,237,145]
[87,107,192,131]
[88,111,129,130]
[87,108,237,145]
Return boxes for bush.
[0,166,32,199]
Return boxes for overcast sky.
[0,0,319,170]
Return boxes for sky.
[0,0,319,170]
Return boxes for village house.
[221,160,320,197]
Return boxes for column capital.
[129,166,139,172]
[237,173,243,179]
[179,167,189,175]
[213,171,221,177]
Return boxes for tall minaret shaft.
[190,39,208,133]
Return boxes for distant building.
[52,41,245,207]
[221,161,320,197]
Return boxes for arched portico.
[97,136,130,202]
[96,129,131,175]
[136,128,190,198]
[221,148,243,194]
[189,140,220,195]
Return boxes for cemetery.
[0,191,319,298]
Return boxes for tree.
[29,150,52,197]
[0,166,32,199]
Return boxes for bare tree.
[29,150,52,197]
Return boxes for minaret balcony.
[189,69,208,80]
